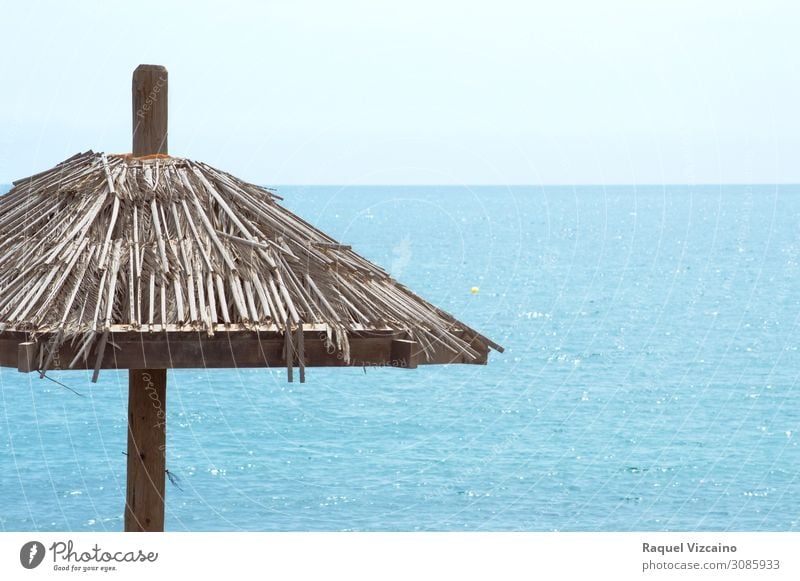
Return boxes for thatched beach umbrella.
[0,65,502,532]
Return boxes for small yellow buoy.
[471,286,480,294]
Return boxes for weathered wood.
[296,325,306,383]
[130,64,168,533]
[17,342,37,373]
[284,328,294,383]
[0,150,501,371]
[132,65,168,156]
[124,369,166,532]
[0,329,482,370]
[390,339,419,369]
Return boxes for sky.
[0,0,797,185]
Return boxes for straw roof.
[0,151,501,379]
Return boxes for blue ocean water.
[1,184,799,531]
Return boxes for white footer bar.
[2,532,798,580]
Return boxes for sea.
[1,184,798,531]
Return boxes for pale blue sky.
[0,0,797,184]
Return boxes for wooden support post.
[126,64,169,532]
[125,369,167,532]
[132,65,168,157]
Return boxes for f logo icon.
[20,541,45,569]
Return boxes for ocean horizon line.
[270,182,800,188]
[2,182,799,192]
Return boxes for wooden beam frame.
[1,328,489,372]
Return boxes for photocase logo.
[20,541,45,569]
